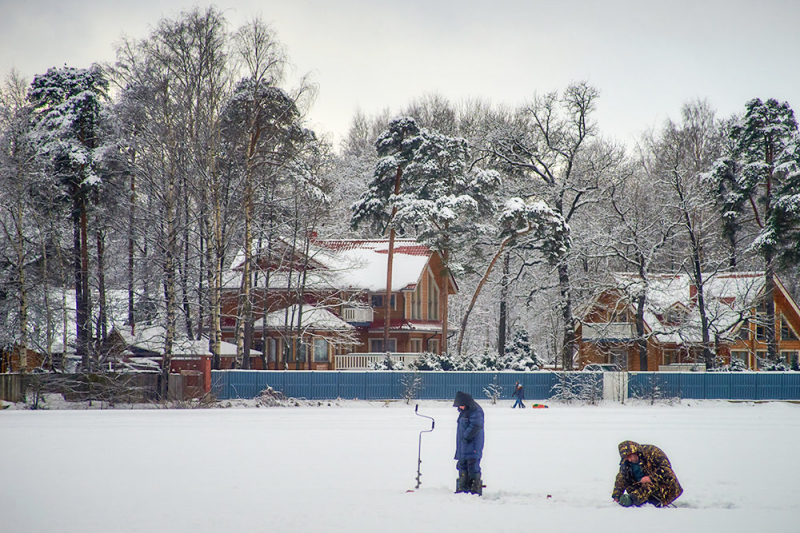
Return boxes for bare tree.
[487,82,622,369]
[646,100,726,367]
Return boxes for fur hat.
[618,440,640,459]
[453,391,473,407]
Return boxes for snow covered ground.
[2,399,799,533]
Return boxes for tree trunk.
[161,168,178,399]
[128,163,136,334]
[764,255,777,362]
[458,226,534,356]
[75,192,92,371]
[14,203,28,370]
[498,252,510,357]
[558,260,575,370]
[635,295,648,371]
[96,227,108,346]
[440,248,449,355]
[384,166,402,354]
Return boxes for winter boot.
[468,473,483,496]
[455,470,470,493]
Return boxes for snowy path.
[2,400,799,532]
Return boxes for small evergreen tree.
[502,329,544,371]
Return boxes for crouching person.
[612,440,683,507]
[453,391,484,495]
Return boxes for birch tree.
[0,71,36,369]
[647,100,726,367]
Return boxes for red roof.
[316,239,431,257]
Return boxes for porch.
[335,352,422,370]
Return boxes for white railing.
[342,307,374,323]
[335,352,422,370]
[581,322,635,341]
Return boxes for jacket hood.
[453,391,474,407]
[618,440,640,459]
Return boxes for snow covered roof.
[254,304,354,331]
[116,326,255,357]
[605,272,769,344]
[12,288,135,354]
[225,238,436,293]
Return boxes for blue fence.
[212,370,800,401]
[211,370,599,401]
[628,372,800,401]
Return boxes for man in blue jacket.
[453,391,485,495]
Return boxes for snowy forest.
[2,6,799,376]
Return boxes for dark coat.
[512,384,524,399]
[612,440,683,506]
[453,391,485,461]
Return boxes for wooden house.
[220,238,457,369]
[576,272,800,371]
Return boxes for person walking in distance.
[511,381,525,408]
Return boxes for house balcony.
[335,352,422,370]
[582,322,635,342]
[342,306,374,326]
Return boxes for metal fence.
[0,373,26,402]
[212,370,800,401]
[211,370,600,401]
[628,372,800,401]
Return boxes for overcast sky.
[2,0,799,149]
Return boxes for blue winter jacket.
[453,392,485,461]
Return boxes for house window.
[410,286,422,320]
[664,308,685,325]
[663,350,677,366]
[427,272,439,320]
[756,351,767,369]
[783,351,799,369]
[267,338,277,363]
[371,294,396,309]
[731,350,748,362]
[426,338,439,354]
[369,338,396,353]
[410,339,423,353]
[284,341,294,363]
[313,338,329,363]
[611,348,627,369]
[738,325,750,340]
[781,320,799,341]
[756,325,766,341]
[290,339,307,362]
[298,341,307,362]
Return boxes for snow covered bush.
[401,372,422,404]
[483,375,502,404]
[405,345,547,373]
[762,360,791,371]
[549,372,602,404]
[708,357,750,372]
[407,352,443,371]
[370,354,405,371]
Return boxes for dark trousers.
[457,458,481,474]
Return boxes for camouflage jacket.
[612,441,683,506]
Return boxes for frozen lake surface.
[2,399,799,532]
